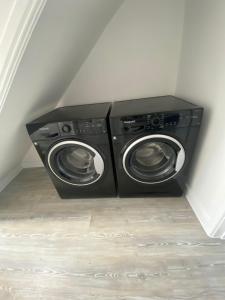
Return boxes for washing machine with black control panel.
[110,95,203,197]
[26,103,116,198]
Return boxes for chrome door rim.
[122,134,185,184]
[47,140,104,186]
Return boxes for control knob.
[151,116,161,127]
[62,124,71,133]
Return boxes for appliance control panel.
[31,119,107,140]
[120,109,203,134]
[75,119,107,135]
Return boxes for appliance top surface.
[110,96,201,117]
[29,102,111,124]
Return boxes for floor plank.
[0,168,224,300]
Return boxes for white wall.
[60,0,185,106]
[0,0,15,40]
[22,146,44,168]
[0,0,123,187]
[175,0,225,237]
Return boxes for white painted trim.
[0,0,47,113]
[210,214,225,240]
[185,183,223,239]
[22,160,43,168]
[221,226,225,240]
[0,165,22,192]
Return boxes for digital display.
[164,114,179,124]
[78,120,92,129]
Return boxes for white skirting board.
[0,165,22,192]
[185,184,225,239]
[22,160,43,168]
[210,215,225,240]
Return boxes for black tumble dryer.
[109,96,203,197]
[26,103,116,198]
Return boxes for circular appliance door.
[123,134,185,184]
[47,140,104,186]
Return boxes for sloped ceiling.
[0,0,123,181]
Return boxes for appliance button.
[62,124,71,133]
[151,116,161,127]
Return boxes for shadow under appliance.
[26,103,116,198]
[110,96,203,197]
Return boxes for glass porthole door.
[122,134,185,184]
[47,141,104,186]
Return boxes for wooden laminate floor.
[0,168,224,300]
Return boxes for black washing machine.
[110,96,203,197]
[26,103,116,198]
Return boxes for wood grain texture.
[0,168,224,299]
